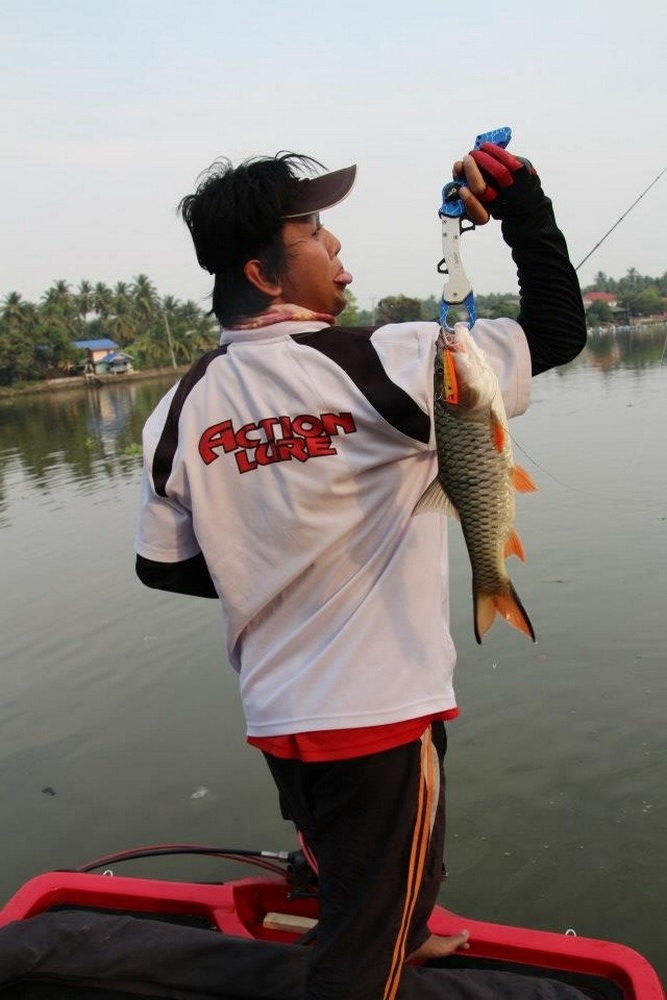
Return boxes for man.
[135,145,586,999]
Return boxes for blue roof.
[73,338,119,350]
[102,351,133,363]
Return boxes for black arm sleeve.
[135,552,218,598]
[487,167,587,376]
[502,198,588,375]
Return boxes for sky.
[2,0,666,316]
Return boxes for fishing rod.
[574,165,667,272]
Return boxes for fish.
[414,324,537,643]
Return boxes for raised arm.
[457,143,587,375]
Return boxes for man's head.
[178,153,355,325]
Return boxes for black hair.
[178,153,323,326]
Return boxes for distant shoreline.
[2,320,665,400]
[0,367,188,400]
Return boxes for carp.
[415,324,536,643]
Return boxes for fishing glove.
[470,143,546,221]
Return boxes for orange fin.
[490,414,506,452]
[474,583,535,644]
[510,465,538,493]
[504,529,526,562]
[443,350,458,404]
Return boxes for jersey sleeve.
[135,469,201,563]
[470,316,532,417]
[369,321,440,444]
[134,388,201,564]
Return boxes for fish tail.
[474,583,536,644]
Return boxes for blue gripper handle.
[439,126,512,218]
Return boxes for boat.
[0,845,662,999]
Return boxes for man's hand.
[453,143,542,222]
[451,154,492,225]
[454,142,545,225]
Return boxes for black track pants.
[264,722,447,1000]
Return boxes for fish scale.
[437,360,515,588]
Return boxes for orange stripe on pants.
[382,727,438,1000]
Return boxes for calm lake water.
[0,327,665,979]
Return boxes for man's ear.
[244,259,283,298]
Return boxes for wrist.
[489,175,548,221]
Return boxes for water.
[0,329,665,978]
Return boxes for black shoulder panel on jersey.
[293,327,431,443]
[152,346,228,497]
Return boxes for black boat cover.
[0,910,600,1000]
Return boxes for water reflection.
[583,323,666,373]
[0,376,178,518]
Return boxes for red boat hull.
[0,869,662,998]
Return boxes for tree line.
[338,291,520,328]
[1,267,664,386]
[0,276,218,386]
[340,268,666,327]
[581,268,667,324]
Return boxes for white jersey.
[136,318,531,737]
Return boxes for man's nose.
[323,229,341,257]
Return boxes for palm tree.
[177,300,218,358]
[39,281,81,367]
[160,295,179,368]
[2,291,30,328]
[1,291,39,351]
[76,280,94,324]
[131,330,169,368]
[132,274,159,331]
[157,297,217,365]
[93,282,113,320]
[41,280,75,327]
[110,281,136,347]
[0,294,41,384]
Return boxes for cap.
[282,164,357,219]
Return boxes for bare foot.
[406,931,470,962]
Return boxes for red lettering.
[292,414,323,437]
[201,411,357,471]
[255,443,281,466]
[277,438,309,462]
[235,423,262,448]
[306,436,337,457]
[321,412,356,436]
[235,451,257,473]
[279,415,293,437]
[199,420,237,464]
[258,417,281,442]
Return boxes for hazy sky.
[3,0,665,315]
